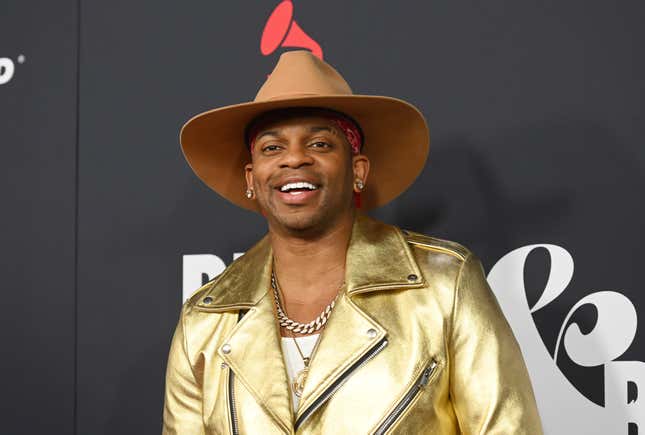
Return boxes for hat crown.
[254,51,353,102]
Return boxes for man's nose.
[279,144,314,168]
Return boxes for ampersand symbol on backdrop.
[488,244,643,435]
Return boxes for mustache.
[268,170,323,187]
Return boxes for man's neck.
[269,212,354,306]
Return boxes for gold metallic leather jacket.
[163,214,543,434]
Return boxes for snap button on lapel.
[407,274,418,282]
[221,343,232,354]
[203,296,213,304]
[366,328,377,338]
[221,362,228,369]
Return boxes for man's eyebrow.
[309,126,336,134]
[255,130,279,141]
[255,126,336,141]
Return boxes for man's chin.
[270,207,331,235]
[278,213,324,233]
[261,197,352,236]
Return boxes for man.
[163,51,543,434]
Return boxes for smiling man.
[243,109,368,237]
[163,51,543,434]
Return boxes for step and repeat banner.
[2,0,644,434]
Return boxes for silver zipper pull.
[419,360,438,387]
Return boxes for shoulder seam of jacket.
[180,303,201,383]
[447,251,473,404]
[403,230,469,261]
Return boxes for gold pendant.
[292,367,308,397]
[292,357,310,397]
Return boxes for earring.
[354,179,365,191]
[245,188,254,199]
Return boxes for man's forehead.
[253,115,339,134]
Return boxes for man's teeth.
[279,182,318,192]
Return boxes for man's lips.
[272,178,321,205]
[273,175,322,205]
[272,176,320,191]
[275,188,320,205]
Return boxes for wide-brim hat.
[180,50,429,212]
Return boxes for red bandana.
[330,117,362,155]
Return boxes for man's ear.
[244,163,254,190]
[352,154,370,187]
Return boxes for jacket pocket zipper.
[373,359,438,435]
[294,337,389,430]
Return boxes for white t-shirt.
[280,333,321,411]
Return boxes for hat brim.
[180,94,429,212]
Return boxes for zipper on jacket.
[228,368,239,435]
[373,359,438,435]
[228,310,246,435]
[294,337,389,431]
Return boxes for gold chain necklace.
[272,271,343,397]
[271,272,341,334]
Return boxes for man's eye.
[262,144,282,152]
[310,141,331,149]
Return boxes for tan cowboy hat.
[180,50,429,211]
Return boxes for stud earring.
[245,188,254,199]
[354,179,365,191]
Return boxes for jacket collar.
[195,213,425,311]
[344,213,425,295]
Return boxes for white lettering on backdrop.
[182,253,244,302]
[0,55,25,85]
[488,244,642,434]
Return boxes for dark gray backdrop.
[1,0,644,434]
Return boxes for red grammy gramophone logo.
[261,0,323,60]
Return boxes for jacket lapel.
[294,292,386,424]
[219,293,294,433]
[295,214,426,425]
[195,236,294,433]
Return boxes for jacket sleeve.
[448,253,543,435]
[162,304,206,435]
